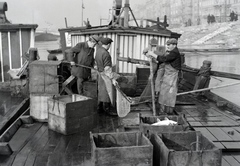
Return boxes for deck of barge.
[1,94,240,166]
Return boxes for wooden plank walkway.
[176,96,240,152]
[1,95,240,165]
[0,114,120,166]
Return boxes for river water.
[35,40,240,107]
[184,51,240,106]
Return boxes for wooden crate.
[30,94,53,121]
[90,131,153,166]
[150,131,222,166]
[139,114,190,136]
[29,61,69,94]
[48,94,96,135]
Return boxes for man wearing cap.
[66,35,99,94]
[146,38,181,114]
[95,37,118,115]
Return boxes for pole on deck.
[148,42,156,116]
[149,57,156,116]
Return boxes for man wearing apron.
[146,38,181,114]
[95,37,118,115]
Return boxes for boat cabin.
[59,0,180,74]
[0,2,38,82]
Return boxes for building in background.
[133,0,240,28]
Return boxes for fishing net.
[138,80,152,102]
[115,84,131,117]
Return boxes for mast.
[82,0,84,26]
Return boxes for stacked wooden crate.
[139,114,191,136]
[48,94,96,135]
[90,131,153,166]
[29,61,67,121]
[150,131,222,166]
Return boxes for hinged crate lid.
[29,60,62,66]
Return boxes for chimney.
[0,2,10,24]
[124,0,129,28]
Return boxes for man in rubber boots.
[145,38,181,115]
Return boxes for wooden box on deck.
[29,61,68,94]
[30,93,53,121]
[150,131,222,166]
[139,114,190,136]
[90,131,153,166]
[48,94,96,135]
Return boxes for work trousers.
[77,77,86,95]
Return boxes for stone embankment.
[169,21,240,49]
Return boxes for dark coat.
[156,47,181,70]
[67,42,95,79]
[95,46,113,103]
[95,46,112,72]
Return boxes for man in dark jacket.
[67,35,99,94]
[145,38,181,114]
[95,37,118,115]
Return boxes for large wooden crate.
[139,114,190,136]
[29,61,69,94]
[90,131,153,166]
[150,131,222,166]
[48,94,96,135]
[30,94,53,121]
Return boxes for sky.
[4,0,144,32]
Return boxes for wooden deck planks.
[223,156,240,166]
[53,135,72,153]
[221,142,240,150]
[213,142,225,149]
[43,130,62,153]
[24,152,37,166]
[222,157,232,166]
[78,134,91,153]
[2,93,240,166]
[176,97,240,151]
[58,153,72,166]
[46,153,61,166]
[221,127,240,141]
[207,127,233,141]
[65,134,81,154]
[194,128,218,141]
[0,154,16,166]
[10,123,47,166]
[232,155,240,163]
[31,127,49,153]
[32,153,49,166]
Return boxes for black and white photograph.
[0,0,240,165]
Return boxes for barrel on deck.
[90,131,153,166]
[139,115,190,136]
[150,131,222,166]
[48,94,96,135]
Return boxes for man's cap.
[101,37,113,45]
[166,38,178,45]
[149,38,158,46]
[203,60,212,65]
[90,35,100,43]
